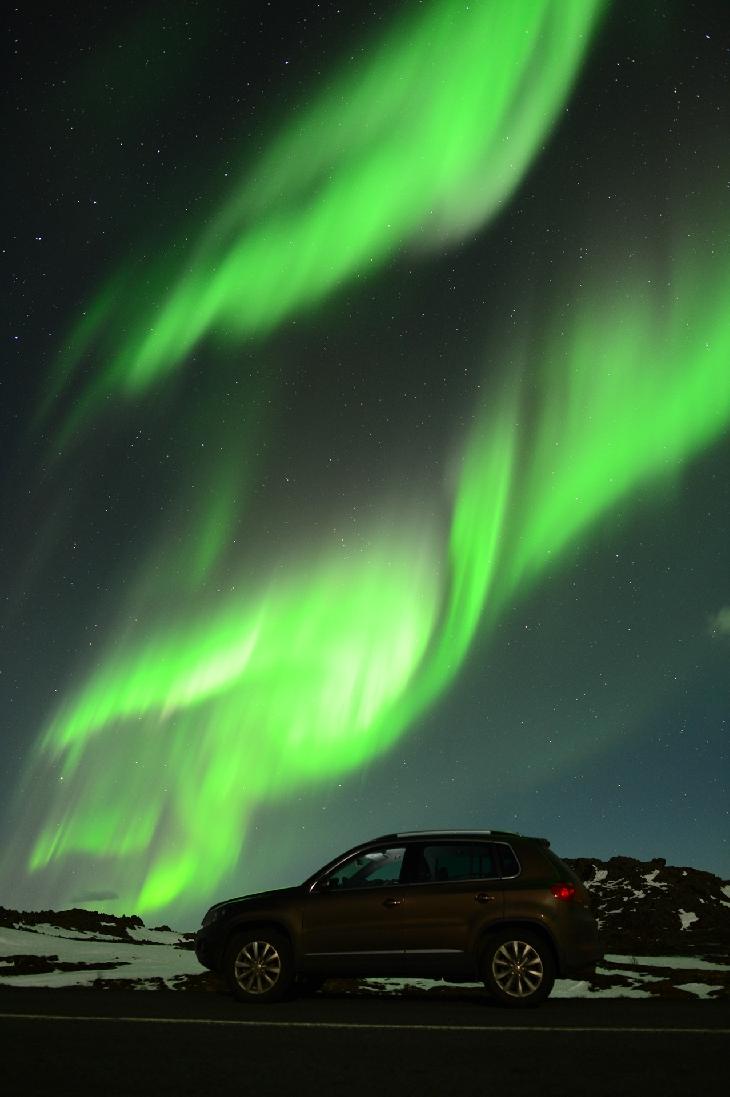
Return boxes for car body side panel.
[298,886,408,974]
[397,880,505,973]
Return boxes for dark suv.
[195,829,602,1007]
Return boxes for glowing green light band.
[48,0,605,419]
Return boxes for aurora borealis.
[44,0,605,422]
[3,1,729,923]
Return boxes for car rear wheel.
[482,930,555,1007]
[224,929,294,1003]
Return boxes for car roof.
[368,829,546,844]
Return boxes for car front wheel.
[224,929,294,1003]
[482,930,555,1007]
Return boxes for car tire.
[224,929,294,1003]
[482,929,555,1007]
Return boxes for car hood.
[215,885,303,911]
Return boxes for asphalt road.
[1,989,728,1097]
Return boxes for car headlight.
[201,904,227,927]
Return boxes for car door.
[398,841,504,974]
[300,845,408,974]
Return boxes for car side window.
[415,842,497,882]
[321,846,406,890]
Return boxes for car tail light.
[551,882,576,901]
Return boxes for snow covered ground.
[0,922,727,999]
[358,953,730,1001]
[0,924,202,989]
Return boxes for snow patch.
[14,923,102,941]
[675,983,721,1000]
[605,953,730,971]
[360,977,481,994]
[585,986,653,999]
[596,965,663,983]
[678,910,698,931]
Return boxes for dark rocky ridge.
[564,856,730,961]
[0,906,144,941]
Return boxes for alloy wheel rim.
[233,940,282,994]
[492,939,544,997]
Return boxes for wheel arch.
[223,918,295,959]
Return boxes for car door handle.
[474,893,496,903]
[382,897,404,907]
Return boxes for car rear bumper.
[560,935,604,977]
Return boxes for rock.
[565,855,730,960]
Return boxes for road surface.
[1,988,728,1096]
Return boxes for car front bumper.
[194,925,223,972]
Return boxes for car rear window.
[416,842,497,881]
[494,842,520,877]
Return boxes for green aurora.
[27,236,730,913]
[13,0,730,915]
[47,0,605,420]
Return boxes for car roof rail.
[367,829,525,841]
[395,829,494,837]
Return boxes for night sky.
[3,0,729,927]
